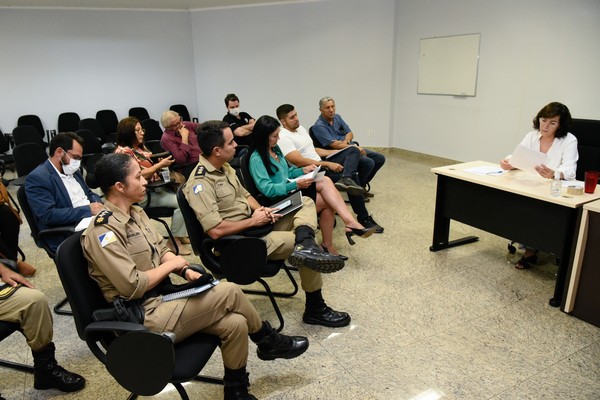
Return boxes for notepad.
[270,190,303,217]
[162,279,220,302]
[463,165,505,176]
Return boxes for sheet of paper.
[75,216,94,232]
[463,165,505,176]
[509,144,549,174]
[288,165,321,182]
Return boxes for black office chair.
[0,321,34,373]
[75,128,103,156]
[571,118,600,181]
[141,118,163,142]
[57,112,80,133]
[16,186,75,315]
[55,232,222,399]
[0,128,15,173]
[12,125,47,148]
[129,107,150,122]
[176,185,298,332]
[143,186,179,256]
[96,109,119,143]
[79,118,114,153]
[170,104,196,122]
[17,114,48,143]
[12,142,47,179]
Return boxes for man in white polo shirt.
[276,104,383,233]
[25,132,103,253]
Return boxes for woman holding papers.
[500,102,577,180]
[500,102,578,269]
[82,153,309,400]
[248,116,376,258]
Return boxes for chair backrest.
[571,118,600,181]
[75,129,103,155]
[238,151,272,206]
[141,118,163,143]
[308,126,325,149]
[96,109,119,139]
[176,185,206,258]
[145,140,165,154]
[12,125,45,147]
[0,128,10,154]
[129,107,150,122]
[0,321,20,342]
[79,118,108,144]
[17,115,45,139]
[58,112,81,133]
[16,185,50,256]
[55,231,108,340]
[13,142,47,176]
[169,104,191,122]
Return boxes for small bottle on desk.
[551,171,561,197]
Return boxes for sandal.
[515,254,537,269]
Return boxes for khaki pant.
[151,282,262,370]
[0,287,53,351]
[263,197,322,293]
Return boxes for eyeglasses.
[66,151,82,161]
[135,128,146,134]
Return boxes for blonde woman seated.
[115,117,190,254]
[248,116,376,259]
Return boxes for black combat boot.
[303,289,351,328]
[288,225,345,273]
[249,321,309,361]
[33,342,86,392]
[223,366,257,400]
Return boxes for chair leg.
[173,383,190,400]
[53,296,73,316]
[0,359,34,373]
[255,278,285,332]
[242,265,299,299]
[150,217,178,255]
[193,375,224,385]
[17,246,26,262]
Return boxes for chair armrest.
[84,321,149,338]
[37,225,76,242]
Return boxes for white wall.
[190,0,396,148]
[393,0,600,162]
[2,0,599,163]
[0,8,198,133]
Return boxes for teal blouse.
[249,145,304,198]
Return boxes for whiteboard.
[417,33,480,96]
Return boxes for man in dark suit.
[25,132,103,253]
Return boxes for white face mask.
[228,107,240,117]
[61,155,81,175]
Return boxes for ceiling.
[0,0,318,11]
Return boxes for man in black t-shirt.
[222,93,255,147]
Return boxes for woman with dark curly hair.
[500,102,578,269]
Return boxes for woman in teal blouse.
[248,116,376,258]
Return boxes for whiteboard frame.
[417,33,481,97]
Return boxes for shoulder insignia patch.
[193,183,204,195]
[97,231,117,248]
[195,165,206,178]
[94,210,113,226]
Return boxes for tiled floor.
[2,152,599,399]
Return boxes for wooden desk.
[564,199,600,326]
[430,161,600,308]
